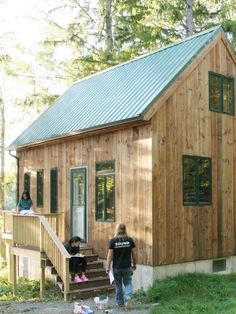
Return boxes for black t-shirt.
[64,243,80,255]
[109,236,135,269]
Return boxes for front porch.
[1,211,112,301]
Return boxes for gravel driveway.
[0,296,155,314]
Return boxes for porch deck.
[1,211,112,300]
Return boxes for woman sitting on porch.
[17,191,35,215]
[64,236,89,283]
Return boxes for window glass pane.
[96,176,105,220]
[50,169,58,213]
[198,159,211,203]
[105,176,115,221]
[183,157,196,203]
[37,170,44,207]
[209,74,221,112]
[96,160,114,173]
[223,78,234,114]
[24,173,30,194]
[73,172,85,207]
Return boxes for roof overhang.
[8,116,149,151]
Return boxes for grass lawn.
[139,272,236,314]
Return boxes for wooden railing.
[1,211,60,238]
[12,214,70,300]
[38,216,70,298]
[2,210,14,235]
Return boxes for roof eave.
[7,116,146,151]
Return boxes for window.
[95,160,115,221]
[50,168,58,213]
[209,72,234,115]
[37,170,44,207]
[24,172,30,194]
[183,156,211,205]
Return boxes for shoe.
[125,298,132,310]
[80,274,89,282]
[74,275,83,283]
[116,304,124,308]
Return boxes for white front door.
[71,168,87,241]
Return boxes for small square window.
[209,72,234,115]
[213,259,226,272]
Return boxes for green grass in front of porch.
[145,272,236,313]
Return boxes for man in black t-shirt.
[106,224,137,309]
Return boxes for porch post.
[40,256,46,299]
[63,258,70,301]
[12,254,17,296]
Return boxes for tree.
[186,0,194,36]
[0,95,4,212]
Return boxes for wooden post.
[63,258,70,301]
[40,221,44,252]
[40,256,45,299]
[56,214,59,236]
[5,241,13,282]
[12,254,17,296]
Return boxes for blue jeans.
[113,267,132,305]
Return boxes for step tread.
[86,268,106,273]
[70,276,109,284]
[67,284,114,295]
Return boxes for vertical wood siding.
[18,125,152,265]
[152,38,236,266]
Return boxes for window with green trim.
[95,160,115,221]
[209,72,234,115]
[50,168,58,213]
[183,156,211,205]
[24,173,30,194]
[36,170,44,207]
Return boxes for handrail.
[1,211,60,237]
[12,214,70,300]
[38,216,70,299]
[38,216,70,257]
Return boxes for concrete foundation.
[132,256,236,291]
[15,255,236,292]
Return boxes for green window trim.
[36,170,44,208]
[50,168,58,213]
[95,160,115,222]
[183,155,212,206]
[24,172,31,194]
[209,72,234,115]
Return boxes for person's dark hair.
[69,236,81,244]
[21,191,31,200]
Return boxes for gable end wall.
[152,38,236,266]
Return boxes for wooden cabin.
[3,25,236,298]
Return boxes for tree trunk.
[186,0,195,37]
[105,0,113,52]
[0,97,5,212]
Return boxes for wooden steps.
[46,247,114,299]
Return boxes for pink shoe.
[74,275,83,283]
[80,274,88,282]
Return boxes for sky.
[0,0,62,166]
[0,1,77,148]
[1,0,99,169]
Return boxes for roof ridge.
[72,25,222,86]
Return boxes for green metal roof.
[10,25,224,149]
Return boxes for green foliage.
[148,273,236,313]
[0,264,60,301]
